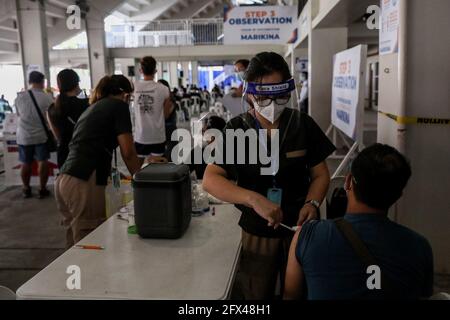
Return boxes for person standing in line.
[133,56,173,159]
[14,71,54,199]
[47,69,90,169]
[55,75,143,248]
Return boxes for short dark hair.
[204,115,226,132]
[234,59,250,70]
[351,144,412,211]
[140,56,157,76]
[29,71,45,85]
[245,52,291,82]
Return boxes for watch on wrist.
[305,200,320,210]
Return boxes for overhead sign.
[224,6,298,45]
[380,0,400,55]
[331,45,368,141]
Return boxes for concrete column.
[191,61,199,86]
[181,61,190,86]
[134,58,141,82]
[169,61,179,88]
[86,14,108,88]
[378,0,450,273]
[16,0,50,88]
[308,28,348,131]
[292,47,308,108]
[156,61,163,81]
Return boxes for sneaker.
[38,189,50,199]
[23,187,32,199]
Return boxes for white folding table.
[16,203,242,300]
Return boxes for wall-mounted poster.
[331,45,368,142]
[224,6,298,45]
[380,0,400,55]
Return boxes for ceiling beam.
[135,0,152,5]
[166,0,215,20]
[122,0,142,12]
[0,19,18,32]
[46,0,76,9]
[0,29,18,43]
[45,3,69,19]
[0,40,18,53]
[115,8,132,18]
[195,2,225,19]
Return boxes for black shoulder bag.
[29,90,57,153]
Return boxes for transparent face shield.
[241,78,300,113]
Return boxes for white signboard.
[224,6,298,45]
[2,114,58,186]
[380,0,400,55]
[26,64,42,80]
[331,45,368,142]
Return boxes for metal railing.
[106,18,224,48]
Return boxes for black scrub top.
[216,108,336,238]
[48,96,90,168]
[60,97,132,186]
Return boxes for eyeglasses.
[252,94,291,108]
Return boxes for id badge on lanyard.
[111,149,121,189]
[254,118,283,206]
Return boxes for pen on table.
[74,245,105,250]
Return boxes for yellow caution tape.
[378,111,450,125]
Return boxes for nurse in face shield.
[203,52,336,300]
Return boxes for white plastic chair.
[191,96,201,115]
[0,286,16,300]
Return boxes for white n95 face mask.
[253,99,286,124]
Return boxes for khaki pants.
[236,230,293,300]
[55,172,106,249]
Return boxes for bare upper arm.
[284,228,305,300]
[117,133,136,159]
[310,161,330,180]
[204,164,228,179]
[163,98,173,118]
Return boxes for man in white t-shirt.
[133,56,173,157]
[14,71,54,199]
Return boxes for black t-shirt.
[216,108,336,238]
[60,97,132,185]
[48,96,89,168]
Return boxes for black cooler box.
[132,163,192,239]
